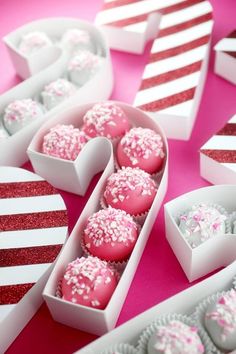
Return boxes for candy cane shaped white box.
[200,115,236,185]
[164,185,236,282]
[42,102,169,334]
[76,260,236,354]
[0,167,68,354]
[95,0,214,140]
[0,17,113,167]
[214,30,236,85]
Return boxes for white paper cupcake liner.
[137,313,214,354]
[193,291,232,354]
[232,274,236,290]
[229,211,236,234]
[100,343,137,354]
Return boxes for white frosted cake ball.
[61,28,94,53]
[18,31,52,56]
[41,78,77,110]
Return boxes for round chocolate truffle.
[3,99,44,135]
[41,78,77,110]
[103,167,157,216]
[82,102,130,139]
[42,124,88,160]
[117,127,165,174]
[61,28,94,53]
[67,50,102,86]
[147,320,204,354]
[83,208,139,262]
[61,256,118,309]
[179,203,226,248]
[18,31,52,56]
[205,290,236,351]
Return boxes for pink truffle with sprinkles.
[42,124,88,160]
[103,167,157,216]
[61,28,94,53]
[41,78,77,110]
[117,127,165,174]
[147,320,204,354]
[61,256,118,309]
[205,290,236,351]
[18,31,52,56]
[83,208,139,262]
[82,102,130,139]
[68,50,102,86]
[3,98,44,135]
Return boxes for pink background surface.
[0,0,236,353]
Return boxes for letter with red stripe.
[95,0,213,140]
[200,115,236,185]
[214,30,236,85]
[0,167,68,322]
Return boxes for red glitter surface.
[0,180,57,199]
[140,61,202,90]
[0,245,63,267]
[0,283,34,305]
[201,149,236,163]
[0,210,68,231]
[149,35,210,63]
[217,123,236,136]
[138,87,195,112]
[158,13,213,38]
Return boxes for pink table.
[0,0,236,353]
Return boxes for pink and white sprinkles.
[3,99,43,125]
[119,127,165,165]
[42,78,77,98]
[42,124,88,160]
[62,256,118,308]
[61,28,91,47]
[206,290,236,341]
[179,203,226,248]
[150,320,204,354]
[104,167,157,204]
[19,31,52,56]
[84,208,139,249]
[68,50,100,72]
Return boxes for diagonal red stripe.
[0,180,57,199]
[158,12,213,37]
[224,51,236,59]
[137,87,195,112]
[0,283,34,305]
[227,30,236,39]
[102,0,141,10]
[0,210,68,232]
[217,123,236,136]
[140,61,202,90]
[149,35,210,62]
[0,245,63,267]
[201,149,236,163]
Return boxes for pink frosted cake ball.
[103,167,157,216]
[18,31,52,56]
[61,28,94,53]
[41,78,77,110]
[67,50,102,86]
[83,208,139,262]
[205,290,236,351]
[82,102,130,139]
[117,127,165,174]
[3,99,44,135]
[42,124,88,160]
[147,320,204,354]
[61,256,118,309]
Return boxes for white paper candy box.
[29,101,169,335]
[76,260,236,354]
[0,167,68,354]
[164,185,236,282]
[1,17,113,167]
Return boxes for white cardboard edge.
[42,102,169,335]
[164,185,236,281]
[214,51,236,86]
[200,153,236,185]
[1,18,113,167]
[75,260,236,354]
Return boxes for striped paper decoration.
[200,115,236,174]
[215,30,236,59]
[96,0,213,139]
[0,167,68,322]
